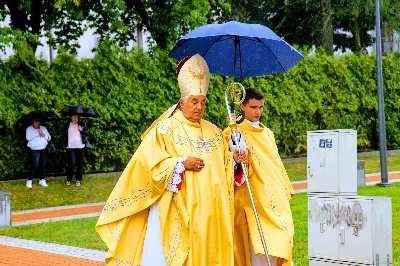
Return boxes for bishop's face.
[180,95,207,123]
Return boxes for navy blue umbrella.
[169,21,304,78]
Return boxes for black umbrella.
[62,105,102,118]
[21,111,59,126]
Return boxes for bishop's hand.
[233,149,247,164]
[183,156,205,171]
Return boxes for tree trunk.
[352,17,362,55]
[127,0,169,50]
[321,0,333,55]
[275,0,286,21]
[6,0,43,52]
[370,108,378,150]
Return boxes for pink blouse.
[67,123,85,149]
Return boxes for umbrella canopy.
[169,21,304,78]
[18,111,59,134]
[21,111,59,125]
[62,105,102,118]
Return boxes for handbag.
[84,139,92,149]
[46,141,56,153]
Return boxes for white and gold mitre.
[177,54,210,97]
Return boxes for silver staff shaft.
[230,127,272,266]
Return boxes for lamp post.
[375,0,393,187]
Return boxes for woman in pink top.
[62,115,90,186]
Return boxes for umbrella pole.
[224,85,272,266]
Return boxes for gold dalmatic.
[96,111,235,266]
[223,120,295,266]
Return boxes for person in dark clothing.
[63,115,90,186]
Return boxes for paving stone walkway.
[1,203,107,265]
[0,236,106,265]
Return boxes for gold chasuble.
[96,111,235,266]
[223,120,295,266]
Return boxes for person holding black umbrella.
[26,116,51,188]
[62,114,89,187]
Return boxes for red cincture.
[234,164,245,186]
[177,172,184,191]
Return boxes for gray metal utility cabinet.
[307,130,392,265]
[0,191,11,228]
[307,129,357,194]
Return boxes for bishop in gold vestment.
[96,54,245,266]
[224,88,295,266]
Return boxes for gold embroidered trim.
[107,224,122,241]
[165,196,183,265]
[102,182,152,213]
[109,257,140,266]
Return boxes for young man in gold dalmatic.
[224,88,295,266]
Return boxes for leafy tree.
[229,0,400,54]
[228,0,277,26]
[89,0,231,50]
[334,0,376,53]
[1,0,231,52]
[0,27,38,53]
[334,0,400,53]
[273,0,324,50]
[229,0,328,52]
[0,0,91,52]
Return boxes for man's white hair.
[181,96,189,103]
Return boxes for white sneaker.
[75,181,81,187]
[26,180,32,189]
[39,179,48,187]
[66,181,71,186]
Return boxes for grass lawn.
[0,217,107,250]
[1,154,399,212]
[284,153,400,182]
[1,183,398,266]
[0,175,120,211]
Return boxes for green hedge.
[1,43,400,180]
